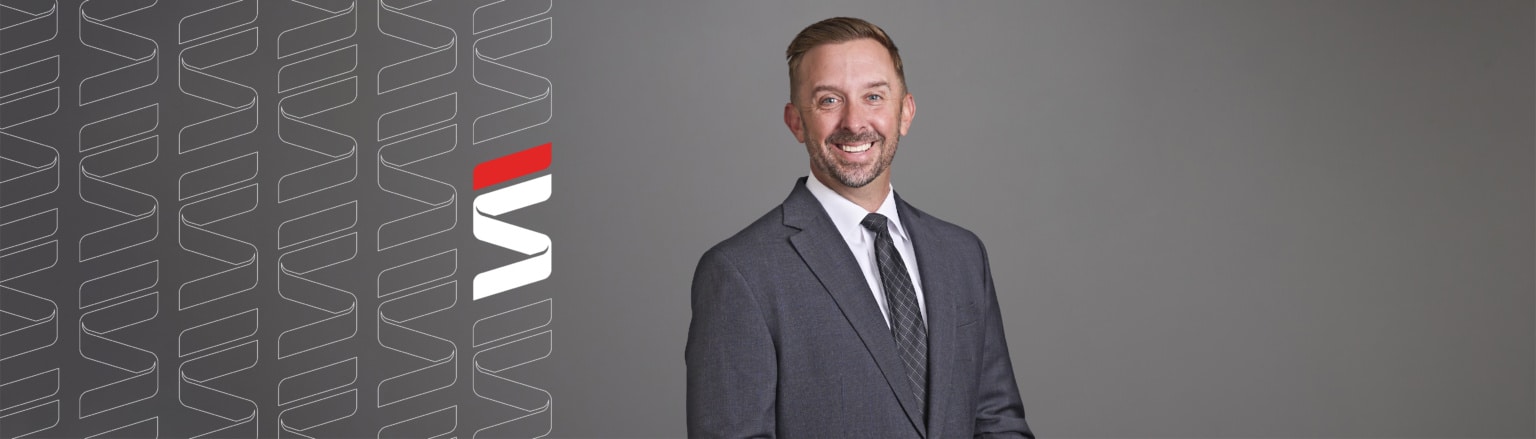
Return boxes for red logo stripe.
[473,143,552,190]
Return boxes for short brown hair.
[785,17,905,102]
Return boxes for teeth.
[839,142,873,153]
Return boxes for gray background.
[0,1,1530,438]
[548,1,1534,437]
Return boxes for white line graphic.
[275,1,361,436]
[73,2,162,436]
[0,239,60,439]
[77,290,159,421]
[469,2,554,436]
[77,0,158,106]
[2,2,573,436]
[471,16,551,144]
[177,24,260,155]
[375,1,462,436]
[177,340,258,438]
[0,7,62,436]
[278,76,358,203]
[0,0,59,56]
[376,0,457,95]
[472,330,552,438]
[175,1,261,436]
[376,280,459,408]
[78,134,159,262]
[0,129,59,211]
[377,123,458,251]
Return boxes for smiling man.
[686,17,1034,438]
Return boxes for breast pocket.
[954,300,981,328]
[951,300,984,373]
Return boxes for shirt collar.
[804,174,909,244]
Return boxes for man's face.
[785,38,915,191]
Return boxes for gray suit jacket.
[686,178,1033,438]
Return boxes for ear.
[784,102,807,143]
[898,92,915,136]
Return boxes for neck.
[812,171,889,213]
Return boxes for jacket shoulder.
[902,199,985,248]
[698,204,794,266]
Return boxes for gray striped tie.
[861,213,928,424]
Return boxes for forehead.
[797,38,897,92]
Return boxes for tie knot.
[860,213,889,233]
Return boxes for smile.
[837,142,873,153]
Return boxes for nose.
[837,99,870,135]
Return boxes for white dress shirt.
[804,175,928,328]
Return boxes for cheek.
[805,116,838,140]
[873,111,901,135]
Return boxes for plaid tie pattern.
[861,213,928,424]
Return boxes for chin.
[833,170,879,188]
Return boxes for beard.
[806,124,900,189]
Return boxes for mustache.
[825,130,882,145]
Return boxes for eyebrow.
[810,81,892,95]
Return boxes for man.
[686,17,1034,438]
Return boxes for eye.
[819,96,840,106]
[866,94,883,102]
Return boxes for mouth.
[835,142,874,153]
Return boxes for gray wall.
[0,1,1528,438]
[550,1,1534,437]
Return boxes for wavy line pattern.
[470,1,551,145]
[73,1,162,436]
[375,1,461,436]
[0,0,62,434]
[376,0,456,95]
[177,1,259,156]
[77,0,159,263]
[7,2,567,437]
[78,289,159,422]
[376,275,458,428]
[470,174,553,438]
[274,1,361,437]
[468,3,555,437]
[175,1,261,437]
[0,0,59,57]
[372,258,460,439]
[77,0,157,107]
[471,301,552,438]
[376,3,457,252]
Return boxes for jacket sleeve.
[686,248,777,438]
[973,240,1035,438]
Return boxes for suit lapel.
[781,178,928,438]
[897,194,959,439]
